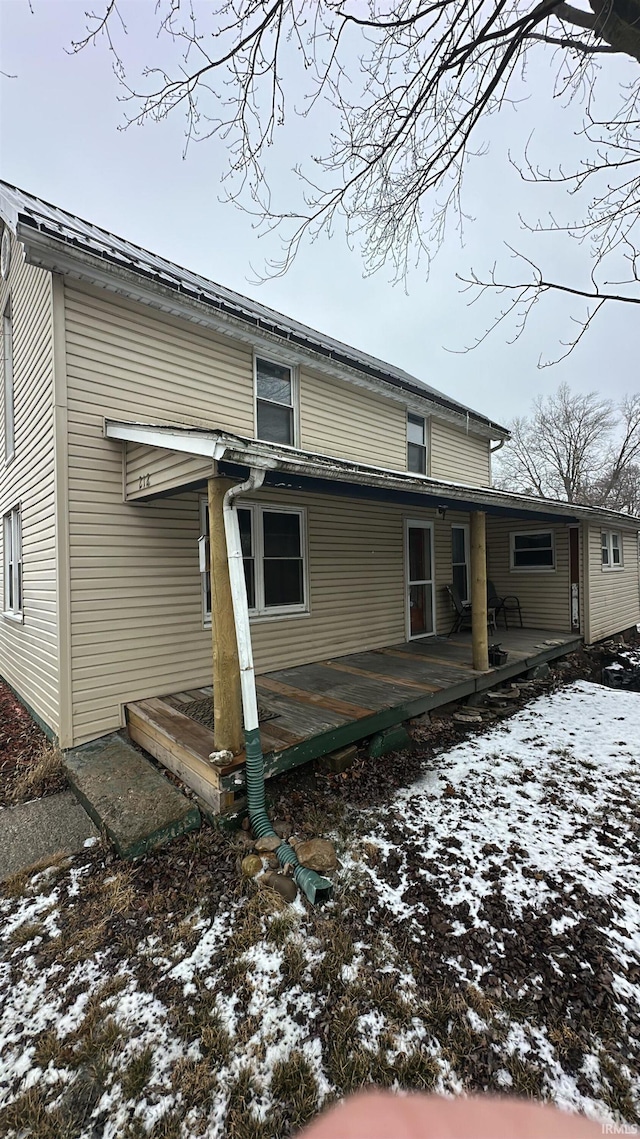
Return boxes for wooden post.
[470,511,490,672]
[208,477,244,754]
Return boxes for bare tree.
[67,1,640,348]
[494,384,640,509]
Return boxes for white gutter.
[222,469,266,732]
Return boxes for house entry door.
[406,521,435,638]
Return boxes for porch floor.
[125,628,581,814]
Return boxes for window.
[3,505,22,618]
[255,357,296,446]
[451,524,470,602]
[407,413,427,474]
[601,530,623,569]
[3,300,14,463]
[510,530,555,571]
[200,500,307,622]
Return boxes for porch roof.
[105,420,640,528]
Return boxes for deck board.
[125,628,581,813]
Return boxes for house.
[1,181,639,813]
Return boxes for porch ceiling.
[105,420,640,528]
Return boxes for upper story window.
[200,499,307,622]
[3,300,14,464]
[255,357,297,447]
[510,530,555,571]
[3,505,23,620]
[407,413,427,474]
[601,530,622,569]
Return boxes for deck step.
[64,733,201,860]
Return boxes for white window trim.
[451,522,470,604]
[407,412,429,476]
[200,498,309,625]
[3,504,23,622]
[509,529,556,572]
[601,529,624,571]
[253,353,300,449]
[3,299,15,466]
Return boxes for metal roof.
[0,179,508,436]
[104,420,640,527]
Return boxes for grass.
[8,745,67,804]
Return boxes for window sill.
[203,608,310,629]
[509,566,556,573]
[602,565,624,572]
[2,610,24,624]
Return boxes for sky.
[0,0,638,426]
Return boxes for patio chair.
[446,583,497,636]
[487,580,523,629]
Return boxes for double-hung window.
[510,530,555,571]
[201,500,307,621]
[451,524,470,602]
[407,413,427,474]
[601,530,622,569]
[255,357,296,446]
[3,505,22,619]
[3,300,14,463]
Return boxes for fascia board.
[20,225,506,441]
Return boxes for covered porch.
[126,628,580,815]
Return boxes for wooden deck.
[126,629,581,815]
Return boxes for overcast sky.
[1,0,637,426]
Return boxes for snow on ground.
[1,681,639,1138]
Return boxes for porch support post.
[470,511,490,672]
[208,476,243,755]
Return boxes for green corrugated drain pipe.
[223,468,333,905]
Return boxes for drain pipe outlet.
[223,470,333,905]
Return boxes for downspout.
[222,469,333,905]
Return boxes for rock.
[241,816,251,831]
[234,832,256,850]
[255,834,282,853]
[263,872,298,902]
[453,711,482,724]
[528,663,550,680]
[265,853,280,869]
[317,744,358,774]
[241,854,263,878]
[273,820,293,840]
[295,838,338,874]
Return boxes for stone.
[234,832,256,850]
[368,723,411,758]
[255,834,282,853]
[263,872,298,902]
[64,734,200,860]
[273,820,293,840]
[241,816,251,831]
[453,711,482,724]
[295,838,338,874]
[528,663,550,680]
[241,854,263,878]
[317,744,358,774]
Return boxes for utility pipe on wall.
[222,468,333,905]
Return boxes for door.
[405,521,435,638]
[569,526,580,632]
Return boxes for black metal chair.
[487,580,523,629]
[446,583,497,636]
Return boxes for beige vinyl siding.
[65,282,255,435]
[486,519,571,631]
[299,368,407,469]
[586,526,640,642]
[430,420,491,486]
[125,443,214,501]
[0,233,58,733]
